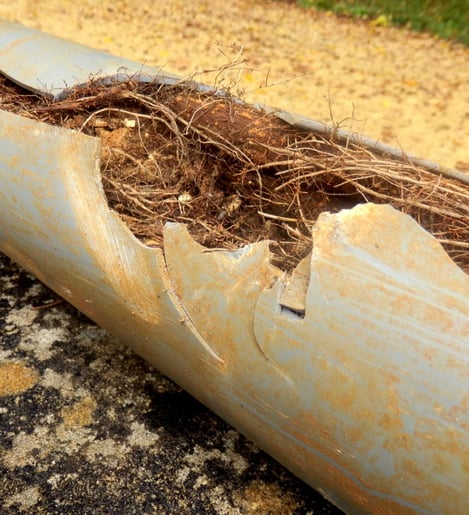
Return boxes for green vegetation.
[295,0,469,45]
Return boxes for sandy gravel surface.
[0,0,468,169]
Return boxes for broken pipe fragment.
[1,20,469,515]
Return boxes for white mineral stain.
[18,327,67,360]
[4,486,41,510]
[85,438,130,463]
[6,305,37,328]
[127,421,159,448]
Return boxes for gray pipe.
[1,20,469,514]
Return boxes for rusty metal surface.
[2,20,469,515]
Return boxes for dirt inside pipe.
[1,75,468,272]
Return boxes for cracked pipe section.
[1,21,469,515]
[2,108,469,514]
